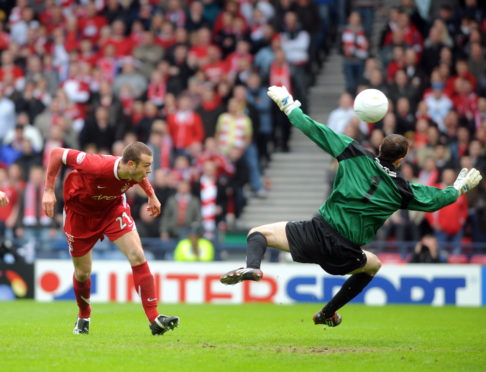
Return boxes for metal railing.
[2,237,486,263]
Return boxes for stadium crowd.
[0,0,484,263]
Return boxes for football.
[353,88,389,123]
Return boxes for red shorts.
[63,202,136,257]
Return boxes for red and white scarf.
[200,175,217,240]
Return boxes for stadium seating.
[469,254,486,265]
[447,254,469,264]
[376,253,407,264]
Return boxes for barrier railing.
[2,237,486,263]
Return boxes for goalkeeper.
[220,86,482,327]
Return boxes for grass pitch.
[0,301,484,372]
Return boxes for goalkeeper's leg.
[316,251,381,325]
[220,222,290,285]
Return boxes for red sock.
[73,275,91,319]
[132,261,158,323]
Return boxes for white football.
[353,89,389,123]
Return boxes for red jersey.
[62,149,138,217]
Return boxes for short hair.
[122,141,152,164]
[378,134,408,162]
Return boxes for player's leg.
[114,230,179,335]
[72,251,93,334]
[64,207,98,335]
[315,250,382,327]
[220,221,289,284]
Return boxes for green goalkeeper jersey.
[288,108,459,246]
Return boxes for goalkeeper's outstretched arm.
[267,85,354,158]
[407,168,483,212]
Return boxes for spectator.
[196,137,234,179]
[101,19,134,58]
[366,67,389,97]
[351,0,383,41]
[394,97,415,135]
[418,156,439,186]
[133,31,165,80]
[290,0,321,75]
[113,57,148,100]
[14,136,42,181]
[342,11,368,94]
[148,120,173,172]
[269,47,293,152]
[232,84,266,197]
[422,23,447,76]
[34,97,78,149]
[424,77,452,132]
[246,72,273,169]
[77,1,107,44]
[174,230,215,261]
[468,42,486,94]
[0,84,16,140]
[15,165,54,250]
[409,234,441,263]
[280,11,310,110]
[452,78,478,128]
[80,106,116,152]
[160,179,202,241]
[388,69,418,109]
[186,0,210,32]
[167,93,205,157]
[198,159,226,238]
[222,145,249,220]
[442,109,461,139]
[3,113,43,153]
[196,83,225,140]
[165,44,195,95]
[327,92,358,134]
[426,168,469,254]
[135,101,159,144]
[152,168,176,213]
[11,81,45,123]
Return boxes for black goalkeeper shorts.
[285,215,367,275]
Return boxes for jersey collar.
[114,157,121,180]
[375,157,397,178]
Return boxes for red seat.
[376,253,406,264]
[447,254,469,264]
[470,254,486,265]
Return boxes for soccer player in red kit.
[42,141,179,335]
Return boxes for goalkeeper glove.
[453,168,482,195]
[267,86,301,115]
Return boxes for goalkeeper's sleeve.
[406,183,459,212]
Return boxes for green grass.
[0,302,485,372]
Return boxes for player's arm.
[0,191,9,207]
[42,147,68,218]
[407,168,482,212]
[267,86,353,158]
[139,177,161,217]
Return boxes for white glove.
[267,86,301,115]
[453,168,482,195]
